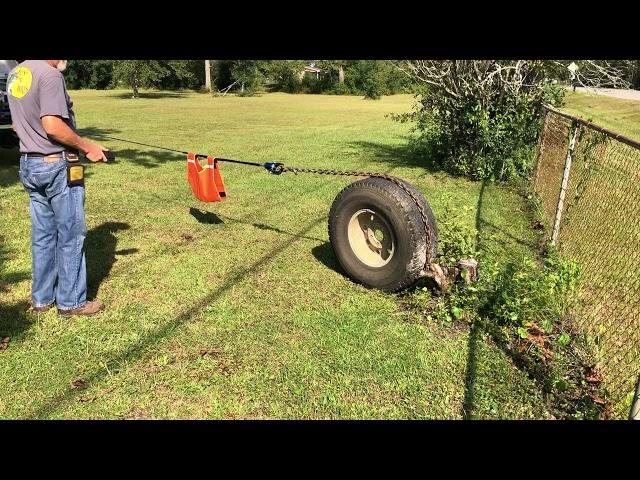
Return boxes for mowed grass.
[0,91,547,419]
[563,91,640,141]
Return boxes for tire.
[0,130,19,149]
[328,176,438,292]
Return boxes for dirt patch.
[70,379,88,389]
[125,407,150,420]
[78,387,114,403]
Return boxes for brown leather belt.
[25,151,79,163]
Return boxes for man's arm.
[41,115,107,162]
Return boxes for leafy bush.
[265,60,306,93]
[488,253,579,334]
[407,240,607,418]
[434,195,478,266]
[393,61,566,180]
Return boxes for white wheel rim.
[347,209,395,268]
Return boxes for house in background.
[304,63,323,78]
[301,63,324,80]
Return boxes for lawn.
[0,91,548,419]
[562,91,640,140]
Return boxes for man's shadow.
[85,222,138,299]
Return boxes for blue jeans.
[18,153,87,310]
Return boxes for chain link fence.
[533,106,640,416]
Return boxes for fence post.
[551,122,579,246]
[630,375,640,420]
[533,109,549,190]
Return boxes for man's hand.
[85,142,108,162]
[42,115,109,163]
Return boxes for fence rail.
[534,106,640,417]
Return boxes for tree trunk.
[132,63,140,98]
[633,60,640,89]
[205,60,212,92]
[338,65,345,84]
[132,76,139,98]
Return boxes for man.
[7,60,108,316]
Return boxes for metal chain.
[283,166,435,270]
[84,132,436,270]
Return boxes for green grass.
[563,91,640,141]
[0,91,547,419]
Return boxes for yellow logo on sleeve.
[7,67,33,99]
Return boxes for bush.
[265,60,306,93]
[344,61,387,99]
[326,83,352,95]
[407,237,607,418]
[435,195,478,266]
[394,61,566,180]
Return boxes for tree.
[64,60,114,90]
[230,60,265,96]
[631,61,640,89]
[264,60,307,93]
[317,60,347,84]
[64,60,94,89]
[214,61,234,91]
[349,60,387,99]
[551,60,633,89]
[111,60,196,98]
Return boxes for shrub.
[393,61,566,180]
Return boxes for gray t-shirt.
[7,60,77,155]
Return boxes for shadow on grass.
[109,148,181,169]
[0,146,20,188]
[86,222,138,300]
[461,179,488,419]
[0,299,34,348]
[347,139,446,174]
[311,242,343,276]
[31,215,326,419]
[189,208,224,225]
[109,91,189,100]
[78,125,184,169]
[0,239,30,291]
[77,126,122,138]
[462,179,540,418]
[189,207,326,242]
[0,239,33,345]
[479,219,534,250]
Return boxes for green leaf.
[554,378,569,392]
[451,306,462,319]
[558,332,571,347]
[517,327,528,339]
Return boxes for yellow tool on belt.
[66,153,84,187]
[66,150,115,187]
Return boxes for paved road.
[573,87,640,101]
